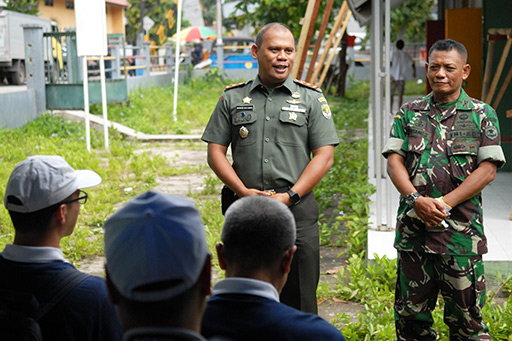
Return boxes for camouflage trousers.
[395,251,490,340]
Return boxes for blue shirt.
[201,277,345,341]
[0,244,122,340]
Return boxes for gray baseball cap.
[4,155,102,213]
[104,191,208,302]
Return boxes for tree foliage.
[228,0,433,44]
[0,0,39,15]
[125,0,189,45]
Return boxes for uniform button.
[265,137,270,142]
[266,116,270,121]
[264,159,269,163]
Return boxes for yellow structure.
[37,0,129,34]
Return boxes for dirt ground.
[77,141,363,323]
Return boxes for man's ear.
[216,242,227,270]
[105,267,120,305]
[251,44,259,59]
[281,245,297,274]
[200,253,212,296]
[54,204,67,226]
[462,63,471,80]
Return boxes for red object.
[347,35,356,47]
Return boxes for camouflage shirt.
[382,89,506,256]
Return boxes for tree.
[0,0,39,15]
[125,0,187,45]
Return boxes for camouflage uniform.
[382,89,506,340]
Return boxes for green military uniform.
[202,76,339,314]
[382,89,506,340]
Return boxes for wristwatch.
[405,192,421,208]
[287,189,301,206]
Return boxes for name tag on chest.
[281,106,306,113]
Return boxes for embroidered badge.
[322,104,332,119]
[485,125,498,140]
[289,112,298,121]
[318,97,327,103]
[242,97,252,104]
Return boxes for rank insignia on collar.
[242,97,252,104]
[291,92,301,99]
[286,99,301,104]
[239,126,249,139]
[289,112,298,121]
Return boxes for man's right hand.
[413,196,449,228]
[237,188,272,198]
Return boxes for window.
[44,0,53,6]
[66,1,74,9]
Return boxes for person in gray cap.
[0,155,121,340]
[104,191,212,341]
[201,196,346,340]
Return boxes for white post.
[172,0,183,122]
[99,54,109,151]
[385,0,393,228]
[83,56,91,152]
[372,0,383,229]
[216,0,224,73]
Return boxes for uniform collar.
[249,76,295,95]
[411,89,474,112]
[212,277,280,302]
[1,243,69,263]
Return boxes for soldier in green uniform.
[201,22,339,314]
[383,39,506,340]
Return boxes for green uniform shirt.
[382,89,506,256]
[202,76,339,190]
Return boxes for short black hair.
[255,22,294,48]
[428,39,468,63]
[7,192,74,234]
[396,39,404,49]
[221,196,296,271]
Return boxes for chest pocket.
[447,138,479,181]
[405,118,429,180]
[277,110,307,146]
[231,111,258,146]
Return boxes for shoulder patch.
[294,79,320,91]
[224,81,247,91]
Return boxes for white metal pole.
[172,0,183,122]
[372,0,382,229]
[99,54,109,151]
[83,56,91,152]
[385,0,393,228]
[216,0,224,73]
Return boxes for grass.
[1,74,511,339]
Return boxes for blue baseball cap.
[104,191,208,302]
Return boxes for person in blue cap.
[104,191,212,341]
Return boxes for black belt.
[273,186,291,193]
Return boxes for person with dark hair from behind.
[390,39,416,110]
[0,155,121,340]
[104,191,214,341]
[201,196,346,341]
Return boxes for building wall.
[37,0,125,34]
[483,1,512,171]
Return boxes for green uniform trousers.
[395,251,490,340]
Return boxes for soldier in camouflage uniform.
[382,39,506,340]
[202,23,339,314]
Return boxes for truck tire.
[8,60,26,85]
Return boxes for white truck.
[0,10,52,85]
